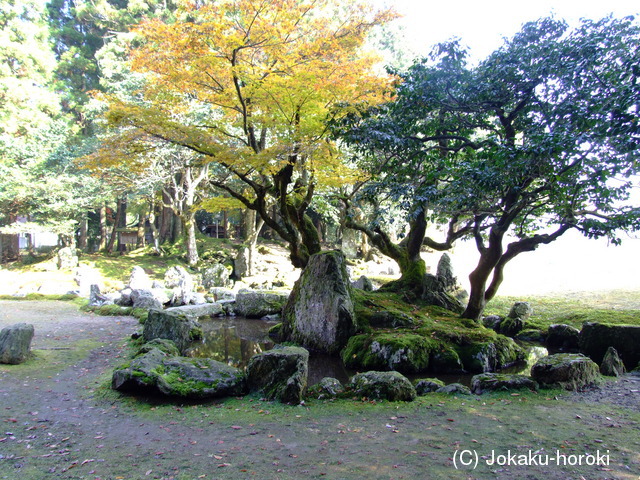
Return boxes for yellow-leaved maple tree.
[99,0,396,267]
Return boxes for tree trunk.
[98,206,107,251]
[148,199,161,254]
[136,208,147,249]
[78,213,88,251]
[461,227,505,321]
[106,199,125,253]
[117,198,127,253]
[182,213,199,266]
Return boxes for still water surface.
[184,317,547,387]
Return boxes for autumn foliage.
[93,0,396,266]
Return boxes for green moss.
[342,332,435,373]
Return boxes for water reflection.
[184,317,549,386]
[184,317,275,369]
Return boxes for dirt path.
[1,301,639,480]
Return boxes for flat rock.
[349,371,416,402]
[470,373,538,394]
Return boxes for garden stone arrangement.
[104,250,640,405]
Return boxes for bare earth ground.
[0,301,639,480]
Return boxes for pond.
[184,317,548,387]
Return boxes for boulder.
[515,329,546,343]
[234,247,251,279]
[164,266,193,289]
[142,309,203,353]
[456,336,523,373]
[202,264,231,289]
[508,302,533,321]
[165,303,224,318]
[74,264,104,297]
[352,275,374,292]
[235,290,288,318]
[429,346,465,373]
[307,377,345,399]
[470,373,538,394]
[579,322,640,371]
[112,345,169,393]
[130,289,163,310]
[170,277,196,306]
[0,323,34,364]
[129,266,152,290]
[281,250,357,354]
[482,315,502,330]
[421,273,465,314]
[115,288,133,306]
[531,353,600,391]
[546,324,580,351]
[57,247,78,270]
[349,371,416,402]
[155,357,246,399]
[415,378,445,395]
[342,333,433,374]
[497,316,525,336]
[246,346,309,404]
[88,284,108,307]
[112,341,245,399]
[208,287,236,302]
[436,383,472,395]
[600,346,626,377]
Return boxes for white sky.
[378,0,639,61]
[372,0,640,296]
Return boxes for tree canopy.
[92,0,396,267]
[336,15,640,319]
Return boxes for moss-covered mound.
[342,333,435,373]
[345,290,525,374]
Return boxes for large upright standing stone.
[281,250,357,354]
[0,323,35,364]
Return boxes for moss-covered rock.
[515,329,546,342]
[414,378,445,395]
[306,377,345,399]
[235,290,289,318]
[531,354,600,391]
[368,311,415,329]
[546,324,580,351]
[155,357,246,399]
[112,342,246,399]
[0,323,34,365]
[436,383,472,395]
[349,371,416,402]
[456,336,523,373]
[579,322,640,370]
[600,346,626,377]
[143,309,202,354]
[112,347,169,393]
[341,333,434,374]
[470,373,538,394]
[497,316,525,337]
[281,251,357,354]
[246,346,309,404]
[136,338,180,356]
[429,345,465,373]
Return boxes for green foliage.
[337,16,640,318]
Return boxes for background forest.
[1,0,639,320]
